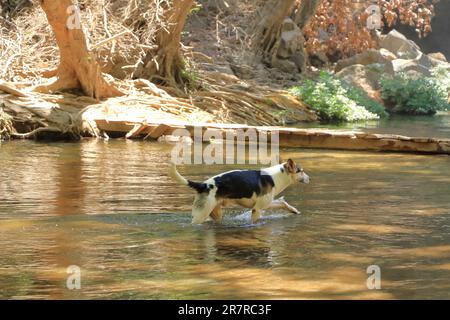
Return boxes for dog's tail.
[169,162,210,193]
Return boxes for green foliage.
[188,4,202,16]
[290,71,386,122]
[380,73,449,115]
[180,58,201,89]
[345,85,389,118]
[431,65,450,94]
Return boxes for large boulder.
[379,29,421,59]
[336,64,384,101]
[275,18,307,72]
[428,52,447,63]
[392,60,431,76]
[427,52,450,68]
[277,18,303,59]
[230,63,255,79]
[335,49,395,74]
[309,52,329,68]
[271,58,298,73]
[391,52,437,77]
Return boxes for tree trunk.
[293,0,321,30]
[133,0,194,86]
[36,0,122,99]
[252,0,321,72]
[252,0,297,64]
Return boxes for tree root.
[10,126,62,139]
[34,76,80,94]
[1,63,317,141]
[41,69,59,78]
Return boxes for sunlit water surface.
[0,116,449,299]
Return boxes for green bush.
[290,72,386,122]
[346,85,389,118]
[380,73,449,115]
[432,65,450,96]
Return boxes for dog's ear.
[283,158,296,173]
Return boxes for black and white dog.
[169,159,310,224]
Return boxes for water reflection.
[297,114,450,139]
[0,137,449,299]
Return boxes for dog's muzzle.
[299,171,310,184]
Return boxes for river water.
[0,115,449,299]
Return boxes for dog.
[169,159,310,224]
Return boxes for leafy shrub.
[346,85,389,118]
[380,73,449,115]
[290,72,386,122]
[431,65,450,96]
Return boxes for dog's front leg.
[209,205,223,222]
[269,198,300,214]
[251,208,261,223]
[192,194,217,224]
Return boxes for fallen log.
[93,120,450,155]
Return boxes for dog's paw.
[290,207,301,214]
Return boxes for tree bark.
[133,0,194,86]
[252,0,297,64]
[252,0,321,71]
[36,0,122,99]
[293,0,321,30]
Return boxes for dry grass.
[0,0,162,83]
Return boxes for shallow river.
[0,115,449,299]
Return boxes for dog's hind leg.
[268,198,300,214]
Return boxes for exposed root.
[1,67,317,141]
[10,126,62,139]
[190,70,317,125]
[41,69,58,78]
[34,76,80,94]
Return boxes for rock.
[230,63,255,79]
[335,49,394,75]
[392,58,432,77]
[428,52,447,63]
[427,52,450,68]
[277,18,303,59]
[379,48,397,61]
[415,52,433,69]
[290,53,307,73]
[270,18,309,73]
[309,52,329,68]
[336,64,383,101]
[271,58,298,73]
[379,29,421,59]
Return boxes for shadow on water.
[0,115,449,299]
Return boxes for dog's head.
[283,159,310,184]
